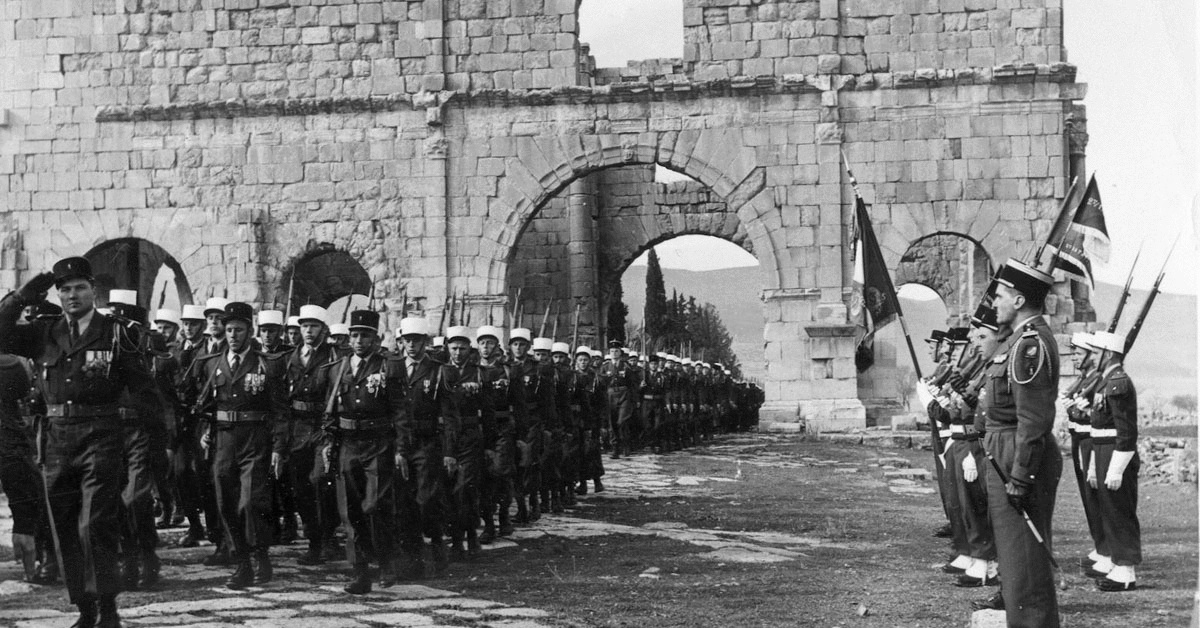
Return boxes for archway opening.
[83,238,192,311]
[620,236,762,381]
[285,246,371,321]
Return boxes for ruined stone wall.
[0,0,1085,431]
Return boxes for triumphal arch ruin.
[0,0,1089,429]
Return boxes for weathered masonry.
[0,0,1089,430]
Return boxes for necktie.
[231,353,240,372]
[301,346,311,366]
[354,358,364,378]
[70,320,80,345]
[408,360,416,379]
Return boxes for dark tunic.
[1089,362,1140,566]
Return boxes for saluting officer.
[0,257,161,628]
[599,341,638,458]
[321,309,405,593]
[981,260,1063,628]
[395,316,450,577]
[1085,331,1141,591]
[195,302,289,590]
[285,305,340,565]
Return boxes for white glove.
[1076,449,1089,475]
[1087,454,1098,489]
[915,382,935,408]
[962,454,978,482]
[1074,397,1091,411]
[1105,450,1136,491]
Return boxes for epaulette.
[1105,369,1131,395]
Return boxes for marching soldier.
[599,341,638,458]
[285,316,303,349]
[1085,331,1141,591]
[0,257,161,628]
[258,309,298,545]
[508,328,557,522]
[151,308,183,531]
[981,260,1063,627]
[395,316,450,577]
[171,303,221,551]
[639,355,668,453]
[256,310,292,356]
[531,337,564,514]
[475,325,518,541]
[440,326,487,560]
[321,309,405,593]
[285,305,340,565]
[195,302,289,589]
[567,346,601,496]
[0,345,45,583]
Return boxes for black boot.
[252,548,273,584]
[480,517,496,544]
[576,480,588,496]
[498,508,514,537]
[97,596,120,628]
[179,524,205,548]
[551,489,564,514]
[226,560,254,590]
[297,540,324,566]
[379,557,399,588]
[430,541,449,576]
[70,600,97,628]
[593,478,604,493]
[467,529,482,559]
[514,497,530,524]
[450,537,467,562]
[140,552,161,589]
[121,558,140,591]
[528,493,541,522]
[563,485,576,507]
[203,542,231,567]
[344,561,372,595]
[32,556,60,584]
[280,515,298,545]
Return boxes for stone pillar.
[567,177,600,348]
[1065,104,1093,322]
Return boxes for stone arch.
[82,237,193,309]
[480,131,781,294]
[892,231,994,321]
[279,243,371,311]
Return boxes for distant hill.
[623,266,1197,398]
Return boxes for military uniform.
[476,339,517,541]
[509,352,556,520]
[639,360,668,453]
[981,310,1062,628]
[285,336,338,563]
[438,340,487,559]
[1064,335,1106,567]
[194,303,289,589]
[0,353,48,580]
[396,347,449,574]
[1087,331,1140,590]
[323,334,405,591]
[0,260,160,622]
[599,355,638,458]
[171,327,222,548]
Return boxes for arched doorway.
[856,233,992,423]
[84,238,192,311]
[283,246,371,323]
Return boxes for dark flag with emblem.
[1046,175,1110,288]
[852,194,900,329]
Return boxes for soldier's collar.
[1012,314,1043,331]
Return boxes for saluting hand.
[17,272,55,302]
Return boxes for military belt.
[642,394,663,400]
[291,400,323,413]
[215,410,269,423]
[46,403,119,419]
[949,425,966,434]
[1068,421,1091,434]
[338,416,391,431]
[938,428,953,439]
[608,385,628,391]
[1090,428,1117,439]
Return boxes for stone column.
[1066,105,1092,322]
[567,176,600,348]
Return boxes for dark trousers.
[448,426,483,539]
[940,438,967,556]
[606,390,635,453]
[1093,444,1141,566]
[1069,434,1106,555]
[121,425,165,558]
[580,426,604,481]
[539,426,562,495]
[288,418,333,547]
[42,419,124,604]
[985,430,1062,628]
[949,438,994,560]
[173,422,221,541]
[518,419,542,497]
[336,435,396,567]
[397,437,447,558]
[481,424,515,523]
[211,422,272,557]
[560,426,581,486]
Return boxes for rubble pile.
[1138,437,1197,485]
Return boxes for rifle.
[552,305,560,341]
[437,295,450,335]
[510,287,522,330]
[285,271,295,320]
[368,282,376,312]
[1107,245,1142,333]
[1123,236,1177,355]
[459,291,467,326]
[340,293,352,324]
[571,302,580,350]
[400,287,408,319]
[157,279,168,309]
[539,301,552,337]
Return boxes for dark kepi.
[222,302,255,326]
[51,256,93,287]
[995,259,1053,301]
[348,310,379,333]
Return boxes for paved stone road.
[0,434,949,627]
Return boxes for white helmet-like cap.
[1090,330,1126,354]
[509,328,532,344]
[590,349,602,358]
[286,316,301,329]
[532,337,554,352]
[1070,332,1095,350]
[398,317,431,338]
[432,336,445,347]
[181,304,206,321]
[204,297,230,316]
[154,308,182,328]
[476,325,503,343]
[297,304,328,326]
[446,326,472,344]
[551,342,570,355]
[329,323,350,337]
[257,309,285,327]
[683,358,694,366]
[109,289,137,306]
[575,345,592,355]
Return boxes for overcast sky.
[586,1,1198,295]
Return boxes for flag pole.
[1032,175,1082,267]
[841,150,922,379]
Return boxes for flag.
[853,195,899,329]
[1047,175,1110,288]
